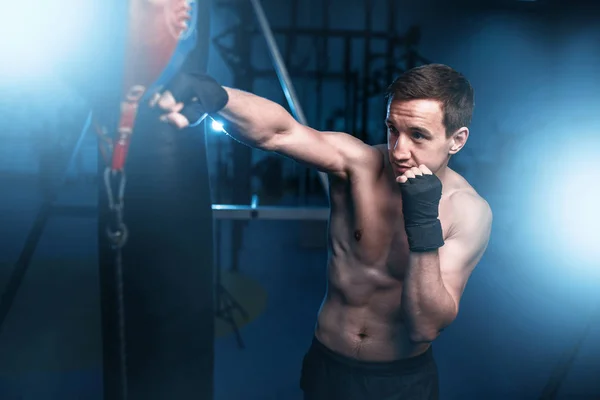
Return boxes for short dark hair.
[385,64,474,135]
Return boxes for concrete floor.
[0,175,599,400]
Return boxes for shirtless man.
[153,64,493,399]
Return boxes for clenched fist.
[149,72,229,128]
[395,164,433,183]
[396,164,444,252]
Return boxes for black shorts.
[300,336,439,400]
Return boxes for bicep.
[439,195,493,307]
[264,121,381,179]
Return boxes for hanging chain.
[104,167,128,248]
[103,165,129,400]
[96,84,143,400]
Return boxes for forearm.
[401,250,457,343]
[217,87,296,148]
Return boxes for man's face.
[386,99,468,178]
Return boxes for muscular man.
[153,64,492,399]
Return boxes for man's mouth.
[394,165,413,174]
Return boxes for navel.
[357,326,369,341]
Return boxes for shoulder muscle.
[267,121,383,179]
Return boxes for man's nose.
[391,135,411,161]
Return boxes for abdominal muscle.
[314,258,431,362]
[314,150,432,361]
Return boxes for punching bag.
[95,1,215,399]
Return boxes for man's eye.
[387,126,398,134]
[412,132,424,139]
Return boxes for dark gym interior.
[0,0,599,399]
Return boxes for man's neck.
[435,165,451,185]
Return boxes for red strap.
[111,86,143,170]
[110,0,189,171]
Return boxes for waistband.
[309,336,434,373]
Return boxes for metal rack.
[211,0,430,273]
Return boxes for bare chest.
[329,172,453,281]
[330,177,410,280]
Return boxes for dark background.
[0,0,599,398]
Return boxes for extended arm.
[154,73,380,179]
[217,87,379,178]
[401,191,492,343]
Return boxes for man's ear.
[449,127,469,155]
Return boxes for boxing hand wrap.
[398,174,445,252]
[166,72,229,125]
